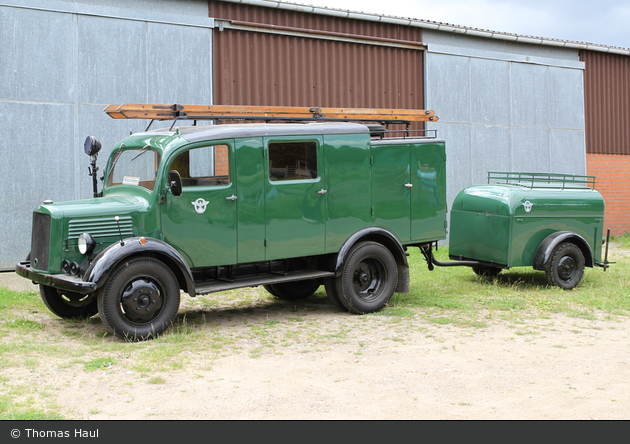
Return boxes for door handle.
[225,195,237,201]
[404,183,413,188]
[317,189,327,195]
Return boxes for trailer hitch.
[420,243,490,271]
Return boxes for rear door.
[371,142,412,242]
[263,136,326,260]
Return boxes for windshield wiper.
[131,145,151,161]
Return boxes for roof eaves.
[217,0,630,55]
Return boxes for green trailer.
[443,172,610,289]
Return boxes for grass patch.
[0,242,628,419]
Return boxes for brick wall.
[215,145,230,177]
[587,153,630,236]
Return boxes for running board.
[194,270,335,295]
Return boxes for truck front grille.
[32,212,51,270]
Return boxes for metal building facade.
[2,0,628,269]
[422,31,587,206]
[0,0,213,269]
[582,50,630,235]
[209,1,425,115]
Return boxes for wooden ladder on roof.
[104,103,439,124]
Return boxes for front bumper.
[15,262,97,294]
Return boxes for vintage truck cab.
[17,104,446,340]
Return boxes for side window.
[268,141,318,181]
[170,145,230,187]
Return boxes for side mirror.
[168,170,182,197]
[84,136,102,157]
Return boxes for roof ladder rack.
[104,103,439,126]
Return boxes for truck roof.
[143,121,371,143]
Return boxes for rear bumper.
[15,262,97,294]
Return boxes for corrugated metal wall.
[581,50,630,155]
[209,0,423,41]
[210,0,425,120]
[423,31,587,209]
[214,29,423,109]
[0,0,212,269]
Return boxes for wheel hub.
[558,256,576,281]
[352,260,386,301]
[120,278,163,323]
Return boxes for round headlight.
[78,233,95,255]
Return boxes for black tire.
[40,285,98,319]
[265,279,320,300]
[323,277,346,311]
[263,284,281,298]
[472,266,501,278]
[335,242,398,314]
[544,242,585,290]
[97,258,180,341]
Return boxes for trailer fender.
[84,237,195,295]
[533,231,594,271]
[334,228,410,293]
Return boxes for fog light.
[70,262,79,276]
[78,233,95,255]
[62,260,71,274]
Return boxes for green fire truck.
[16,104,610,340]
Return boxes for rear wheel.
[324,277,346,310]
[40,285,98,319]
[97,258,180,341]
[264,279,320,300]
[335,242,398,314]
[545,242,585,290]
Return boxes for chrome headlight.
[78,233,95,255]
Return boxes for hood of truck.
[39,193,150,219]
[32,193,154,273]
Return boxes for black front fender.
[533,231,594,270]
[84,237,195,294]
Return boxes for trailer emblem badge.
[523,201,533,213]
[191,198,210,214]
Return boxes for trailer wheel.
[40,285,98,319]
[97,258,180,341]
[336,241,398,314]
[545,242,585,290]
[264,279,320,300]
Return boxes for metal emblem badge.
[191,198,210,214]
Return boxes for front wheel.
[97,258,180,341]
[335,242,398,314]
[545,242,585,290]
[40,285,98,319]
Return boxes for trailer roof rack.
[488,172,596,189]
[104,103,439,133]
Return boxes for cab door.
[161,141,237,268]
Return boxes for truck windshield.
[106,147,160,191]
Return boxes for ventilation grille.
[68,216,134,240]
